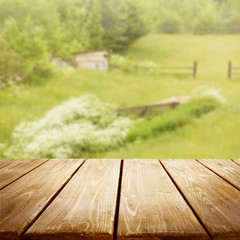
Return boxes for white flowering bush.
[192,85,226,103]
[5,94,132,158]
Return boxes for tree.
[85,0,104,49]
[101,0,127,50]
[0,36,20,86]
[122,0,148,46]
[4,17,52,84]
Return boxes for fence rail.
[110,61,198,78]
[228,61,240,79]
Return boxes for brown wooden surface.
[0,159,16,169]
[0,159,84,240]
[117,97,190,116]
[117,159,208,239]
[232,159,240,166]
[161,159,240,240]
[25,159,121,240]
[1,158,240,240]
[196,159,240,190]
[0,159,48,190]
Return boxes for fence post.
[193,61,197,78]
[228,61,232,79]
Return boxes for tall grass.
[3,95,219,158]
[1,34,240,157]
[127,96,219,142]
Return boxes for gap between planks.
[113,160,124,240]
[195,159,240,191]
[2,159,238,240]
[0,159,49,191]
[22,159,210,240]
[230,158,240,166]
[160,159,240,240]
[159,160,213,240]
[20,160,86,239]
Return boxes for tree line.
[0,0,239,86]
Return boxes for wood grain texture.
[231,159,240,166]
[25,159,121,240]
[0,159,84,240]
[0,159,17,169]
[117,159,209,240]
[0,159,48,189]
[161,159,240,240]
[196,159,240,190]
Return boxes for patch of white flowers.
[192,85,226,103]
[5,94,132,158]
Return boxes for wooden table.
[0,159,240,240]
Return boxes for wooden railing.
[110,61,198,78]
[228,61,240,79]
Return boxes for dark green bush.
[127,96,219,142]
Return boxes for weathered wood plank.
[0,159,84,240]
[25,159,121,240]
[196,159,240,190]
[117,159,209,240]
[117,96,190,116]
[231,159,240,166]
[161,159,240,240]
[0,159,48,190]
[0,159,16,169]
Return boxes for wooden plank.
[0,159,48,189]
[231,159,240,166]
[117,96,190,116]
[25,159,121,240]
[134,66,193,69]
[0,159,16,169]
[196,159,240,190]
[109,64,193,70]
[161,159,240,240]
[0,159,84,240]
[117,159,209,239]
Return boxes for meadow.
[1,34,240,158]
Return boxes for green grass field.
[1,34,240,158]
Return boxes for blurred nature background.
[0,0,240,158]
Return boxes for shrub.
[158,13,183,34]
[4,94,132,158]
[127,96,219,142]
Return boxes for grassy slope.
[0,34,240,157]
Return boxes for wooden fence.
[110,61,198,78]
[228,61,240,79]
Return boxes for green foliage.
[4,17,52,84]
[127,97,220,142]
[157,11,183,33]
[100,0,127,50]
[122,0,148,46]
[86,0,104,49]
[1,0,240,85]
[1,33,240,158]
[4,94,132,158]
[0,36,20,86]
[193,8,219,34]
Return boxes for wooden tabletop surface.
[0,159,239,240]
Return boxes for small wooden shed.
[73,50,108,71]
